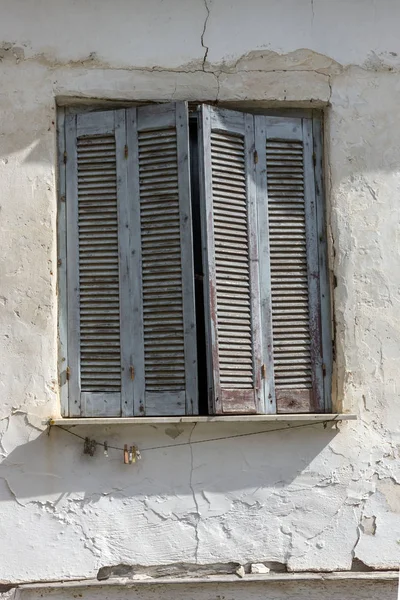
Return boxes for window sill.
[49,414,356,426]
[18,570,398,590]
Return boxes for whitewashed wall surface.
[0,1,400,599]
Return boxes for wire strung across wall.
[50,418,341,464]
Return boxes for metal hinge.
[261,364,266,379]
[322,363,326,377]
[130,365,135,381]
[66,366,71,381]
[254,150,259,164]
[124,145,129,159]
[63,151,67,164]
[312,151,316,167]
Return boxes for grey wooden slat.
[145,391,186,416]
[265,117,314,412]
[254,115,276,414]
[210,107,246,135]
[115,109,134,417]
[57,108,69,417]
[77,111,116,136]
[312,114,332,411]
[200,105,264,414]
[137,104,176,131]
[245,113,263,413]
[81,392,122,417]
[66,110,127,418]
[303,118,324,412]
[264,117,303,141]
[126,107,146,416]
[176,102,198,415]
[136,102,197,416]
[65,113,82,417]
[199,105,221,413]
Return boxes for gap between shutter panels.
[210,130,255,392]
[138,127,186,393]
[266,138,313,411]
[77,134,122,393]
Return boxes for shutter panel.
[127,102,198,416]
[258,116,325,413]
[65,110,133,417]
[199,106,264,414]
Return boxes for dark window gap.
[189,114,208,415]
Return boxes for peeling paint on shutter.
[261,117,325,413]
[199,106,263,414]
[127,103,198,416]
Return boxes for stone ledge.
[16,571,399,590]
[49,414,357,426]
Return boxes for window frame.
[57,104,332,418]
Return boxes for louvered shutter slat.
[127,103,198,416]
[259,117,325,413]
[65,110,134,416]
[200,107,264,414]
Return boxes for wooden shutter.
[127,103,198,416]
[65,110,134,417]
[199,106,264,414]
[256,116,325,413]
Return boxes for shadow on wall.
[0,420,338,504]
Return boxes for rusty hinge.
[124,145,129,159]
[312,151,316,167]
[130,365,135,381]
[254,150,259,164]
[66,366,71,381]
[63,151,67,164]
[261,364,266,379]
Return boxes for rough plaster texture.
[0,0,400,596]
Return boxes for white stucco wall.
[1,0,400,595]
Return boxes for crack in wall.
[200,0,211,70]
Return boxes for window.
[58,102,331,418]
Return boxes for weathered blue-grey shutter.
[256,116,325,413]
[127,102,198,416]
[65,110,134,417]
[199,106,264,414]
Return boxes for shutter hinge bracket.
[66,366,71,381]
[322,363,326,377]
[254,150,258,164]
[130,365,135,381]
[63,151,67,164]
[261,364,266,379]
[312,151,317,167]
[124,145,129,159]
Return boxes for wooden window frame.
[57,104,332,419]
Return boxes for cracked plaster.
[0,0,400,591]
